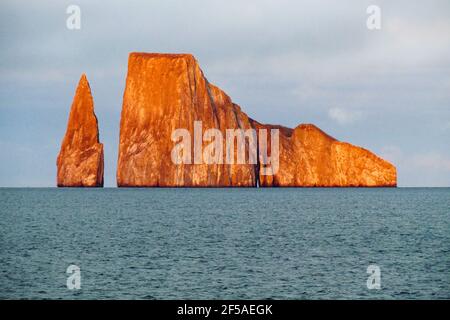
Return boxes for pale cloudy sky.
[0,0,449,187]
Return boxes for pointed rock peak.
[79,73,88,85]
[57,74,104,187]
[67,74,99,142]
[73,73,93,109]
[74,73,90,94]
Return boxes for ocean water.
[0,188,449,299]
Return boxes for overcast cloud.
[0,0,449,186]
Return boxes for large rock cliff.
[117,53,396,187]
[117,53,256,187]
[57,74,104,187]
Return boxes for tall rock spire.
[57,74,104,187]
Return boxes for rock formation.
[117,53,256,187]
[57,74,104,187]
[255,123,396,187]
[117,52,396,187]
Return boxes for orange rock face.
[57,74,104,187]
[117,53,256,187]
[256,123,396,187]
[117,53,396,187]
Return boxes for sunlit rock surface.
[117,53,256,187]
[256,123,397,187]
[57,74,104,187]
[117,53,396,187]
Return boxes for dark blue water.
[0,188,449,299]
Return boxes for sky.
[0,0,449,187]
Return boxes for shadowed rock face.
[117,53,396,187]
[57,74,104,187]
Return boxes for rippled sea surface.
[0,188,449,299]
